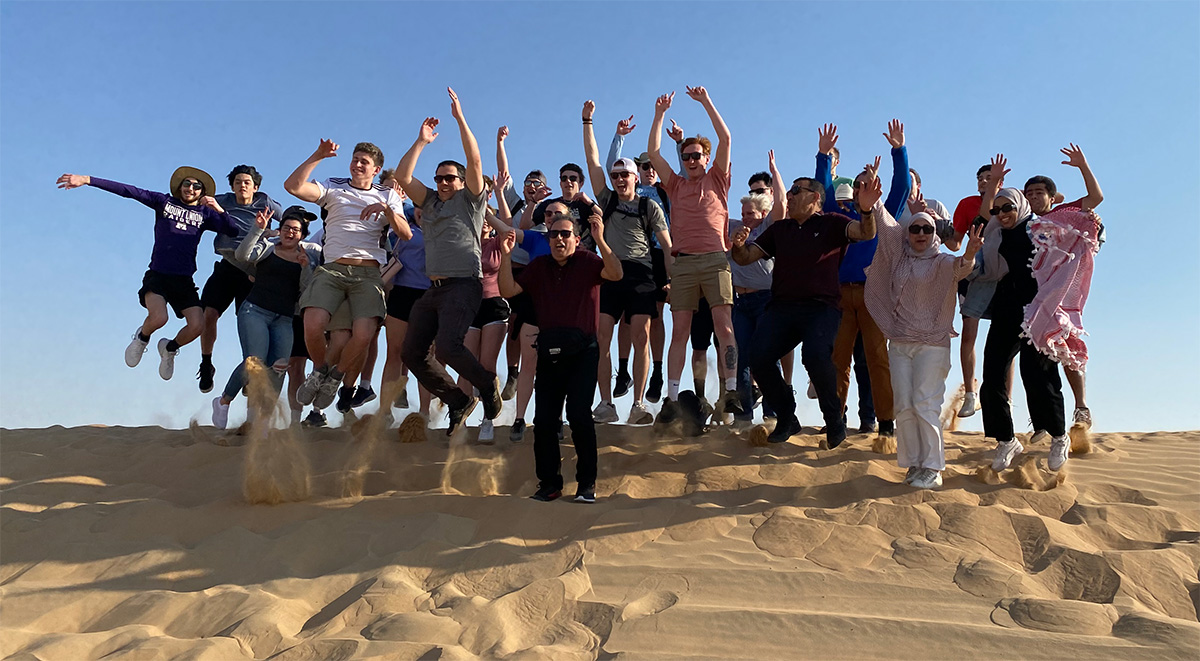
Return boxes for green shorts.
[299,263,386,322]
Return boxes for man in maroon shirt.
[499,210,623,503]
[731,174,881,448]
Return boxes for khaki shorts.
[299,263,386,322]
[669,251,733,311]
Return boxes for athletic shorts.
[298,263,386,321]
[386,285,428,323]
[669,251,733,311]
[139,270,200,319]
[600,260,658,323]
[291,315,308,359]
[690,297,718,351]
[470,296,510,330]
[651,246,670,303]
[200,258,253,314]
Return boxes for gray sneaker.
[296,369,324,406]
[1048,434,1070,471]
[157,338,177,380]
[628,402,653,425]
[125,331,148,367]
[903,466,920,485]
[313,372,341,410]
[992,438,1024,471]
[592,401,619,424]
[911,468,943,490]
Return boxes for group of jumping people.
[58,85,1104,502]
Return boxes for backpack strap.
[653,183,671,215]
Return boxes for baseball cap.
[610,157,638,175]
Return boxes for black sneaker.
[718,390,744,416]
[768,416,802,443]
[447,396,479,436]
[858,420,878,434]
[197,362,215,393]
[878,420,895,437]
[574,483,596,504]
[510,418,526,442]
[655,398,681,425]
[302,410,327,428]
[646,371,663,403]
[613,371,633,398]
[349,385,377,408]
[531,485,562,502]
[501,373,518,401]
[826,424,848,450]
[336,385,356,413]
[481,376,502,420]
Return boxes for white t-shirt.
[313,177,405,264]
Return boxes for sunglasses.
[180,180,204,191]
[610,172,633,179]
[680,152,705,162]
[787,184,818,196]
[547,229,574,239]
[750,187,769,195]
[990,202,1016,215]
[908,224,935,235]
[524,179,543,187]
[433,174,461,184]
[639,163,653,171]
[560,174,581,183]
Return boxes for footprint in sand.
[619,573,690,622]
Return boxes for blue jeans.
[732,290,775,419]
[221,301,294,400]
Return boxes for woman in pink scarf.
[864,199,982,489]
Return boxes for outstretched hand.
[254,207,274,230]
[818,123,839,155]
[986,153,1010,195]
[666,118,684,143]
[500,229,516,255]
[768,149,779,174]
[883,119,905,148]
[863,155,882,182]
[964,222,985,259]
[616,115,635,135]
[1060,143,1088,169]
[494,169,510,195]
[314,138,339,160]
[448,87,463,120]
[201,196,224,213]
[56,173,89,189]
[655,91,675,115]
[419,117,439,144]
[587,208,605,240]
[857,175,883,211]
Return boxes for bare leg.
[140,293,170,338]
[631,315,651,402]
[514,325,538,420]
[668,309,694,396]
[960,315,980,393]
[478,323,507,383]
[597,314,618,403]
[303,307,333,368]
[174,306,205,346]
[1065,367,1086,410]
[287,357,307,413]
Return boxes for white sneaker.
[958,392,978,417]
[903,466,920,485]
[628,401,654,425]
[1073,407,1092,429]
[911,468,943,489]
[592,401,619,424]
[212,397,230,429]
[125,331,149,367]
[157,338,177,380]
[1048,434,1070,471]
[478,419,495,444]
[992,438,1024,471]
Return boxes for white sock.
[668,379,681,400]
[724,377,737,392]
[360,379,372,390]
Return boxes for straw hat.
[169,166,217,198]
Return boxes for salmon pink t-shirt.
[663,165,731,255]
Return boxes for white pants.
[889,342,951,470]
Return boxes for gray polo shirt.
[420,186,486,278]
[596,188,667,265]
[728,218,774,291]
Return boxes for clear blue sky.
[2,1,1197,432]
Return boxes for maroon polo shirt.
[752,212,853,308]
[518,250,606,336]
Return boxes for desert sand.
[2,416,1198,660]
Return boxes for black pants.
[533,341,599,491]
[401,278,494,409]
[981,311,1065,443]
[749,300,844,436]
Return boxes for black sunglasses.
[639,163,653,171]
[990,202,1016,215]
[680,152,705,162]
[908,224,935,235]
[433,174,461,184]
[547,229,574,239]
[788,184,818,196]
[560,174,581,183]
[180,180,204,191]
[750,187,769,195]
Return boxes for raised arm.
[606,115,635,172]
[686,86,730,174]
[667,119,686,174]
[582,101,609,198]
[979,154,1010,223]
[847,175,881,241]
[284,139,338,203]
[815,123,838,212]
[396,118,438,207]
[955,223,985,279]
[768,150,787,221]
[497,230,523,297]
[1060,143,1103,210]
[588,209,622,281]
[235,208,277,263]
[882,119,911,217]
[646,92,676,182]
[448,87,484,197]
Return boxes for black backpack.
[601,192,658,242]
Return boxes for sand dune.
[2,421,1198,660]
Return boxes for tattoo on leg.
[724,345,738,372]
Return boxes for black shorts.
[291,315,308,359]
[139,270,201,319]
[471,296,510,330]
[600,260,659,323]
[507,265,534,331]
[651,246,670,303]
[957,278,970,298]
[200,258,254,314]
[690,297,718,351]
[386,285,427,322]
